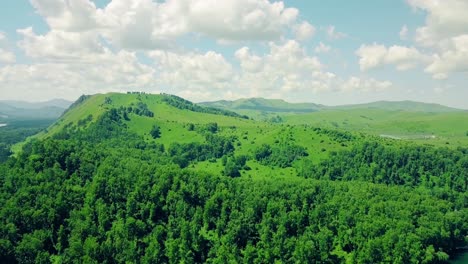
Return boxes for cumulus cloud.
[2,0,398,102]
[424,34,468,79]
[17,27,104,60]
[399,25,408,40]
[325,25,347,40]
[294,21,315,41]
[100,0,185,50]
[22,0,304,51]
[235,40,324,95]
[30,0,99,32]
[0,49,156,101]
[356,43,430,71]
[407,0,468,47]
[340,77,392,92]
[0,32,16,64]
[0,50,16,64]
[352,1,468,80]
[147,40,330,99]
[314,42,331,53]
[148,50,234,96]
[186,0,299,41]
[404,0,468,78]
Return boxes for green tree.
[150,125,161,139]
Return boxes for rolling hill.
[332,100,463,112]
[199,98,468,147]
[39,93,353,166]
[199,98,324,113]
[200,98,463,114]
[0,99,72,120]
[1,92,467,263]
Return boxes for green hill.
[199,97,468,147]
[41,92,353,165]
[200,98,463,114]
[199,98,465,126]
[200,98,324,113]
[331,100,463,112]
[283,108,468,147]
[1,92,466,263]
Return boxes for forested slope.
[0,93,466,263]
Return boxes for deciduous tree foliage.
[0,109,466,263]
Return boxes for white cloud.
[236,40,324,95]
[325,25,347,40]
[356,43,430,71]
[407,0,468,47]
[0,50,156,101]
[400,25,408,40]
[30,0,99,32]
[340,77,392,92]
[148,50,234,94]
[145,40,327,100]
[23,0,303,51]
[101,0,301,49]
[100,0,185,50]
[17,27,104,60]
[235,47,263,72]
[349,1,468,80]
[186,0,299,41]
[144,41,393,100]
[0,49,16,64]
[0,32,16,64]
[4,1,399,103]
[404,0,468,78]
[314,42,331,53]
[294,21,315,41]
[425,34,468,79]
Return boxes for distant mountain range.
[200,98,462,114]
[200,98,325,113]
[0,96,463,121]
[0,99,73,120]
[332,100,462,112]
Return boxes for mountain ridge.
[199,98,463,113]
[200,97,324,113]
[0,99,73,109]
[0,99,72,120]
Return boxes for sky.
[0,0,467,108]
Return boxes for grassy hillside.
[200,98,324,113]
[202,98,463,113]
[331,100,463,112]
[38,92,468,162]
[41,93,357,171]
[283,108,468,147]
[12,92,466,178]
[1,92,466,263]
[200,98,468,147]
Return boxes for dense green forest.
[0,94,467,263]
[0,119,56,163]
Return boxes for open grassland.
[283,109,468,147]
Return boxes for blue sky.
[0,0,467,109]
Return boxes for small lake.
[0,123,7,128]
